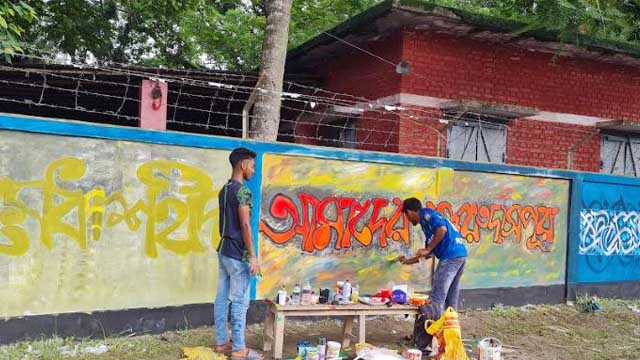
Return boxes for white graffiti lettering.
[579,210,640,256]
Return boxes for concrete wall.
[0,113,638,341]
[0,131,229,318]
[258,155,568,300]
[567,173,640,299]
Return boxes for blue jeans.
[430,257,466,313]
[215,254,251,351]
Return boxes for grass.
[0,328,215,360]
[1,298,639,360]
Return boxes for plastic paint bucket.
[477,338,502,360]
[405,349,422,360]
[326,341,341,359]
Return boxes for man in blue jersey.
[399,197,467,314]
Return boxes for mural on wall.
[426,171,568,289]
[580,210,640,256]
[426,201,560,252]
[258,154,438,298]
[576,186,640,283]
[258,154,570,298]
[0,131,227,318]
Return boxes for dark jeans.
[430,257,466,312]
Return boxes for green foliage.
[20,0,377,69]
[0,0,36,60]
[435,0,640,45]
[13,0,640,68]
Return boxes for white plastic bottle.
[343,280,352,301]
[277,285,288,306]
[292,284,301,305]
[302,282,312,305]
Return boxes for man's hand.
[398,256,409,265]
[249,257,261,276]
[416,248,429,257]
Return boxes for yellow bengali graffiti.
[0,157,220,258]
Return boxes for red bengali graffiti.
[259,193,409,253]
[426,201,560,252]
[259,193,561,253]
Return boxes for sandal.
[231,348,264,360]
[214,343,233,354]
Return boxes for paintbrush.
[383,255,402,267]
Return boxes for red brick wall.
[397,106,447,157]
[300,31,405,153]
[507,118,601,172]
[293,116,322,146]
[398,30,635,169]
[356,110,399,153]
[296,29,640,171]
[320,31,404,100]
[401,31,640,120]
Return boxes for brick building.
[286,0,640,175]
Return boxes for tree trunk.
[249,0,293,141]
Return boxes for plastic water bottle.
[343,280,352,301]
[292,284,301,305]
[277,285,288,306]
[302,282,312,305]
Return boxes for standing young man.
[400,197,467,315]
[214,147,262,360]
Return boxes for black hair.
[402,197,422,213]
[229,147,257,168]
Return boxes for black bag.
[413,315,433,351]
[412,303,441,351]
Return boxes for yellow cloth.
[425,307,469,360]
[181,347,228,360]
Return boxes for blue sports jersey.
[419,208,467,260]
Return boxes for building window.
[318,117,357,149]
[601,134,640,177]
[446,113,507,163]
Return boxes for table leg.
[358,314,366,344]
[341,316,354,349]
[274,313,286,359]
[263,310,275,352]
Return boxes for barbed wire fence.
[0,48,597,157]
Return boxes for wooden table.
[262,301,419,359]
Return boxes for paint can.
[326,341,341,360]
[306,347,319,360]
[277,287,289,306]
[319,289,330,304]
[318,338,327,360]
[403,349,422,360]
[477,338,502,360]
[392,289,407,304]
[297,341,311,359]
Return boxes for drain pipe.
[567,130,600,169]
[435,110,466,157]
[242,75,264,139]
[242,89,259,139]
[435,124,448,158]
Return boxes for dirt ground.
[2,299,639,360]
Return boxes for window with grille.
[446,113,507,163]
[318,117,357,149]
[600,134,640,177]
